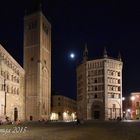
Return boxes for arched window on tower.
[95,86,97,91]
[118,79,120,84]
[94,79,97,83]
[118,72,120,76]
[94,94,97,98]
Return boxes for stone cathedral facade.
[77,46,123,120]
[0,45,25,121]
[0,9,51,121]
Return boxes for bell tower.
[23,7,51,120]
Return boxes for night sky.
[0,0,140,99]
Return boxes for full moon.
[70,53,75,59]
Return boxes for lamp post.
[130,96,135,119]
[127,109,131,119]
[118,100,122,120]
[122,97,126,119]
[3,79,7,116]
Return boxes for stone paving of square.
[0,120,140,140]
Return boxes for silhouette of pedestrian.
[76,118,80,125]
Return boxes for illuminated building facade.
[130,93,140,119]
[77,46,123,120]
[51,95,77,121]
[0,8,51,121]
[24,9,51,121]
[0,45,25,121]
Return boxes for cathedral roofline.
[52,94,76,102]
[77,56,122,68]
[0,44,25,74]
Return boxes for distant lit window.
[136,109,140,115]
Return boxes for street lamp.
[122,97,126,119]
[126,109,131,119]
[127,109,131,112]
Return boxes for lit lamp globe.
[131,96,135,101]
[127,109,131,112]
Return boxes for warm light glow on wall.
[71,112,76,120]
[63,112,69,121]
[63,111,77,122]
[50,111,77,122]
[50,113,58,120]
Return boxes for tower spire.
[103,47,108,58]
[38,2,42,11]
[25,0,42,15]
[83,43,88,61]
[118,52,122,61]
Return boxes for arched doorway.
[91,101,103,120]
[14,108,18,121]
[94,111,100,119]
[30,115,33,121]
